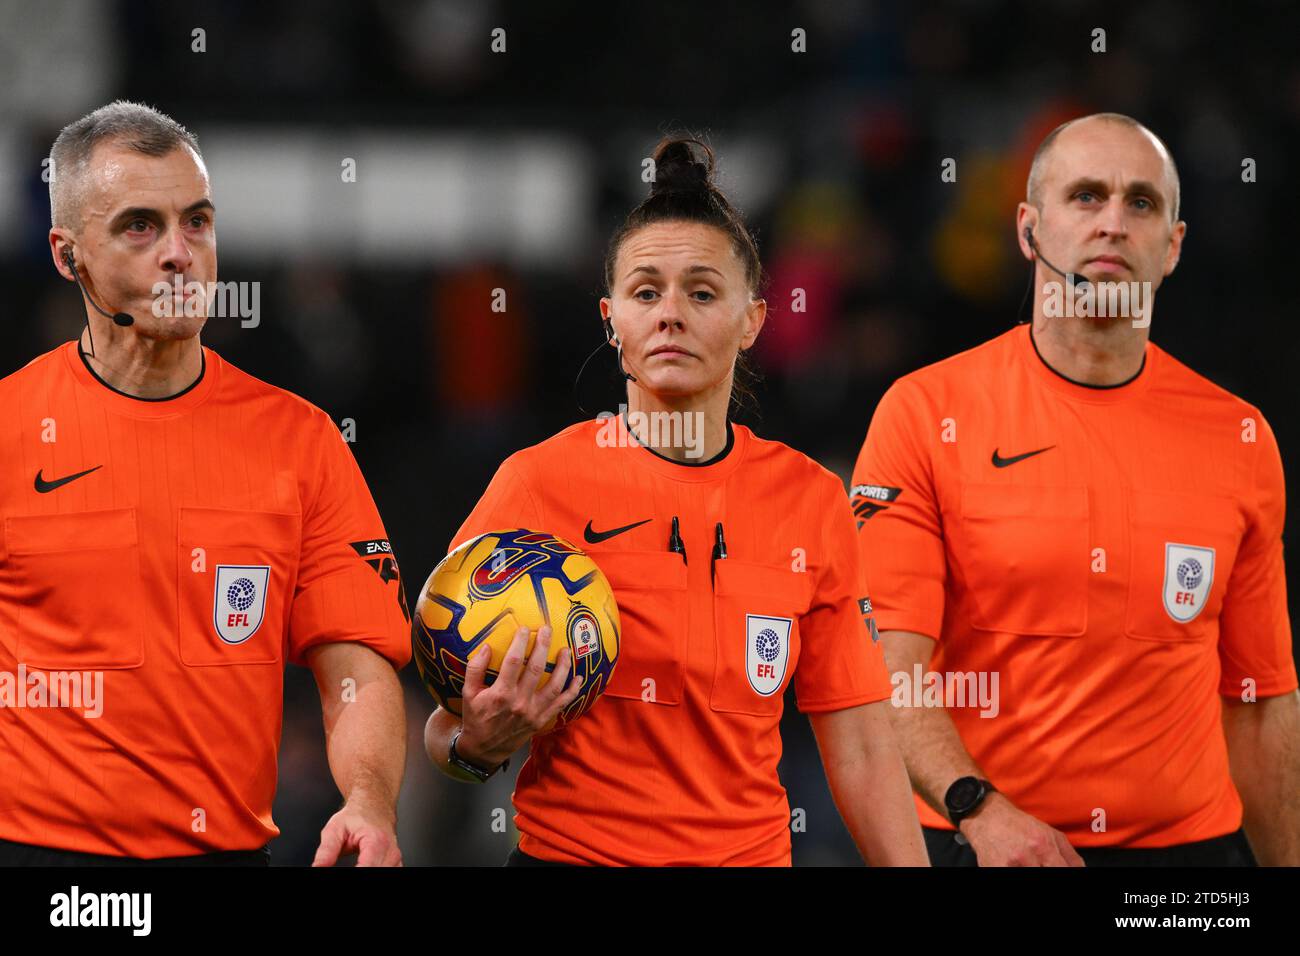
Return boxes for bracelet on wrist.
[448,730,509,782]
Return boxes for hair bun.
[650,137,715,197]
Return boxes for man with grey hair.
[852,112,1299,865]
[0,101,411,866]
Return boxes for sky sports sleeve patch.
[849,484,902,527]
[349,539,410,622]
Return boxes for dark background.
[1,0,1296,864]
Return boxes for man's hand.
[313,798,402,867]
[306,642,406,866]
[878,630,1084,866]
[959,792,1084,866]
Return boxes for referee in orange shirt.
[0,101,410,865]
[853,113,1300,866]
[420,137,926,866]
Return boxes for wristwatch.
[945,776,996,826]
[448,730,508,783]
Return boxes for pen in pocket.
[711,521,727,581]
[668,515,687,565]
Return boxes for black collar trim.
[622,410,735,467]
[1028,326,1145,390]
[78,347,206,402]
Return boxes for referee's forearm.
[813,703,929,865]
[889,704,985,818]
[880,630,986,818]
[311,643,407,814]
[1224,690,1300,865]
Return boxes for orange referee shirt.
[853,323,1297,848]
[0,341,410,857]
[452,413,891,866]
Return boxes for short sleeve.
[287,411,411,669]
[1218,412,1298,698]
[448,455,545,554]
[851,379,947,640]
[793,474,893,713]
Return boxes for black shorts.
[922,826,1257,867]
[0,837,271,867]
[504,845,577,867]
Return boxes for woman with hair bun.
[422,136,926,867]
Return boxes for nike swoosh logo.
[584,518,651,544]
[991,446,1055,468]
[34,465,103,493]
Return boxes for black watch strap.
[945,776,996,826]
[448,730,508,782]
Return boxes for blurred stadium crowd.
[0,0,1296,863]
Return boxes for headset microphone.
[63,249,134,328]
[603,317,638,383]
[1024,226,1090,294]
[571,316,637,416]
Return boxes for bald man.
[852,113,1300,866]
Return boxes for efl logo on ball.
[568,608,600,661]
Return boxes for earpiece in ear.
[604,316,637,383]
[62,248,76,271]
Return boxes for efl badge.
[568,607,601,662]
[746,614,792,696]
[214,565,270,644]
[1163,543,1214,623]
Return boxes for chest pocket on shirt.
[1125,491,1242,643]
[953,484,1090,637]
[591,551,688,706]
[710,561,814,716]
[5,508,145,669]
[176,507,301,666]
